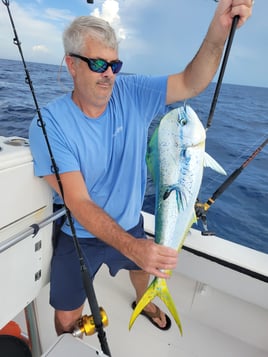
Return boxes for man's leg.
[129,270,168,329]
[54,304,84,335]
[50,233,101,336]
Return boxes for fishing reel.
[72,307,108,337]
[195,199,215,236]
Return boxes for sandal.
[131,301,171,331]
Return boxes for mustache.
[97,79,113,86]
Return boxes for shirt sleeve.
[29,105,80,177]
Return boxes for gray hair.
[63,16,119,55]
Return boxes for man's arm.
[166,0,253,104]
[45,171,178,278]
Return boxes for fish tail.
[129,277,183,335]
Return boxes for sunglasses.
[69,53,123,74]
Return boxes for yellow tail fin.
[129,277,183,335]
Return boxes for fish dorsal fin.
[204,152,227,175]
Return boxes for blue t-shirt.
[29,74,168,237]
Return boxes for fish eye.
[180,117,187,125]
[177,112,187,126]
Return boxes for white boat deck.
[13,263,267,357]
[73,265,268,357]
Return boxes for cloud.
[90,0,126,41]
[91,0,119,22]
[32,44,49,53]
[1,0,267,86]
[44,8,74,22]
[0,2,64,64]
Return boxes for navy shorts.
[50,215,146,310]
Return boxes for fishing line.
[197,8,265,231]
[197,137,268,214]
[56,55,73,94]
[228,134,268,170]
[202,133,268,193]
[2,1,111,355]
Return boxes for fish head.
[167,105,206,149]
[147,105,206,186]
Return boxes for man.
[29,0,253,334]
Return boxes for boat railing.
[0,208,65,254]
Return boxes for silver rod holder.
[0,208,65,253]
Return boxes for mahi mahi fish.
[129,105,226,335]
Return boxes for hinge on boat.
[34,240,42,252]
[35,270,41,281]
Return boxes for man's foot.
[131,301,171,330]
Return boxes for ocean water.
[1,58,268,254]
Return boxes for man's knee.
[54,306,84,335]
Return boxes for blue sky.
[0,0,267,87]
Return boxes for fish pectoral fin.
[163,188,172,200]
[163,185,186,212]
[204,152,227,175]
[176,189,190,211]
[129,277,183,336]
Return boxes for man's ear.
[65,55,76,77]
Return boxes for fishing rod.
[206,14,240,129]
[2,1,111,355]
[195,138,268,234]
[195,8,241,233]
